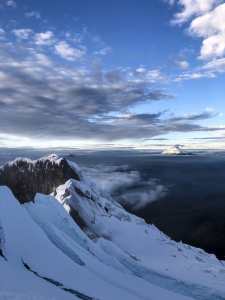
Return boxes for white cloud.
[33,53,52,67]
[83,165,140,195]
[0,28,5,40]
[12,28,33,40]
[133,67,165,83]
[190,3,225,59]
[167,0,176,5]
[175,70,213,81]
[25,11,41,19]
[168,0,225,78]
[119,184,167,210]
[170,1,225,60]
[190,3,225,37]
[6,0,16,8]
[54,41,85,61]
[83,165,167,209]
[34,31,54,46]
[202,57,225,72]
[200,33,225,59]
[172,0,219,24]
[176,59,190,69]
[94,46,112,56]
[174,57,225,81]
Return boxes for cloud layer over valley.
[83,164,167,210]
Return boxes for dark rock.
[69,207,87,230]
[0,155,80,203]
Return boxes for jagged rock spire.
[0,154,80,203]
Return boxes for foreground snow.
[0,156,225,300]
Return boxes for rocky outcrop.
[0,154,80,203]
[0,222,4,258]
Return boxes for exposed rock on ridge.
[0,154,80,203]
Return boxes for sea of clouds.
[82,164,167,210]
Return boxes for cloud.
[25,11,41,19]
[171,0,219,24]
[118,183,167,210]
[83,165,140,194]
[0,36,171,141]
[0,26,222,144]
[169,1,225,63]
[176,59,189,69]
[144,137,169,141]
[55,41,85,61]
[0,28,5,40]
[189,3,225,59]
[190,136,225,140]
[94,46,112,56]
[134,67,166,83]
[167,0,225,80]
[175,56,225,81]
[169,110,218,121]
[83,164,167,209]
[34,31,55,46]
[166,0,176,5]
[12,28,33,40]
[175,71,211,81]
[199,33,225,60]
[202,57,225,72]
[6,0,16,8]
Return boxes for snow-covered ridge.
[0,155,225,300]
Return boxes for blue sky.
[0,0,225,149]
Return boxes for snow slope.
[0,155,225,300]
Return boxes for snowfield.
[0,155,225,300]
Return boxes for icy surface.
[0,157,225,300]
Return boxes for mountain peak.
[0,155,80,203]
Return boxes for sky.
[0,0,225,149]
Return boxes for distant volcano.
[162,145,193,156]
